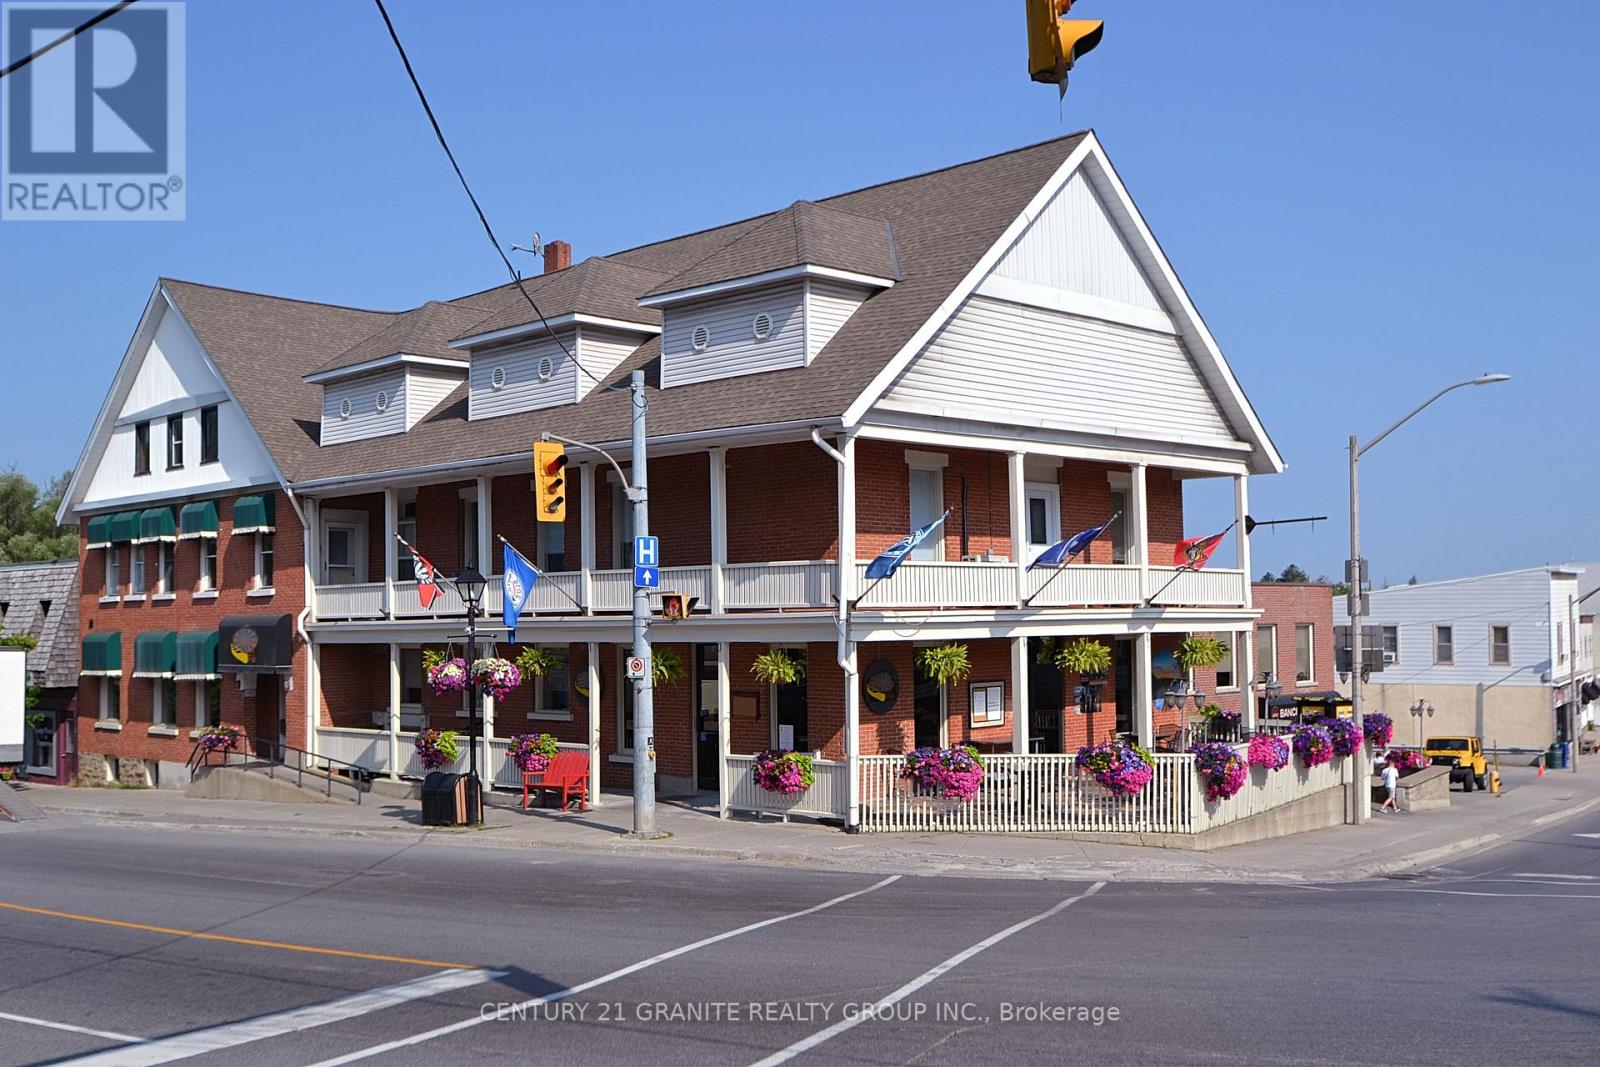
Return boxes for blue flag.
[502,540,539,641]
[1029,513,1119,570]
[865,510,949,580]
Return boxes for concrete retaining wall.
[187,765,336,805]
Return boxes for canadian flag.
[398,535,444,609]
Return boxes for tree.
[1261,563,1311,584]
[1330,581,1352,596]
[0,468,76,564]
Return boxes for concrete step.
[0,780,48,821]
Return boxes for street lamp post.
[455,562,487,826]
[1348,374,1509,823]
[1409,698,1435,750]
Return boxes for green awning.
[179,500,219,539]
[232,494,275,534]
[86,515,113,549]
[175,631,219,679]
[136,506,177,544]
[108,512,140,543]
[81,632,122,676]
[133,631,177,678]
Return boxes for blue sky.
[1,0,1595,584]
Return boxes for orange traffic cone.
[1538,756,1545,777]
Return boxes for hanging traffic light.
[1026,0,1102,93]
[533,441,567,523]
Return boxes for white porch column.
[708,448,727,612]
[306,638,321,756]
[476,475,493,573]
[1235,474,1257,730]
[383,487,397,617]
[303,496,321,622]
[586,641,602,804]
[579,463,596,614]
[717,640,733,819]
[1131,463,1149,602]
[843,642,860,828]
[838,436,857,604]
[387,642,401,780]
[1011,636,1031,754]
[1007,451,1028,605]
[1133,632,1155,748]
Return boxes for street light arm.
[540,431,633,495]
[1357,380,1470,457]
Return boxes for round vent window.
[537,356,555,382]
[375,390,390,412]
[490,366,507,390]
[752,312,773,341]
[338,398,352,420]
[691,324,710,352]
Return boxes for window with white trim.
[129,547,146,596]
[100,678,119,721]
[539,521,566,573]
[166,414,184,470]
[200,405,219,464]
[1434,625,1454,665]
[401,648,424,707]
[254,534,274,590]
[460,494,480,570]
[1381,625,1399,663]
[905,451,947,563]
[1215,634,1236,690]
[1295,623,1314,683]
[395,495,417,578]
[533,646,571,719]
[1108,489,1130,564]
[1254,624,1277,684]
[104,547,121,595]
[611,478,636,568]
[156,543,173,595]
[1490,624,1511,666]
[194,680,220,729]
[198,539,217,592]
[154,679,177,726]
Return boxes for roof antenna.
[508,231,542,258]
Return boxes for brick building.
[57,133,1286,824]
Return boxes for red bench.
[522,750,590,812]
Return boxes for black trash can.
[421,772,466,826]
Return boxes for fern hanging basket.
[915,643,971,688]
[751,649,806,686]
[1055,638,1111,679]
[1175,635,1230,671]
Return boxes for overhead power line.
[370,0,618,392]
[0,0,138,81]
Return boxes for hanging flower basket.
[1321,717,1363,758]
[1363,713,1395,748]
[752,749,816,795]
[914,644,971,688]
[471,657,523,701]
[750,649,805,686]
[1075,741,1155,798]
[1292,724,1335,768]
[196,724,242,754]
[516,646,563,679]
[1055,638,1112,678]
[1175,635,1230,671]
[425,656,468,696]
[1385,748,1431,775]
[414,729,461,771]
[901,745,986,801]
[1247,734,1291,771]
[1190,740,1248,801]
[507,732,559,774]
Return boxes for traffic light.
[533,441,567,523]
[1026,0,1102,91]
[658,593,698,621]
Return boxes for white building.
[1364,566,1594,755]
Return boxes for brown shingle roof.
[163,134,1090,485]
[0,561,79,689]
[453,257,670,342]
[309,300,492,378]
[642,200,900,299]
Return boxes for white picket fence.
[725,755,850,820]
[855,749,1352,835]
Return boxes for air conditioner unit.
[1382,651,1397,664]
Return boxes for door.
[321,512,368,585]
[26,710,56,777]
[256,678,283,761]
[913,670,942,750]
[1114,640,1133,738]
[907,468,943,561]
[1028,638,1064,753]
[693,644,719,792]
[1024,484,1061,563]
[774,662,809,754]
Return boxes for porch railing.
[1025,564,1142,608]
[314,582,387,620]
[725,754,849,820]
[855,561,1015,609]
[723,561,836,610]
[1147,566,1249,608]
[314,726,587,784]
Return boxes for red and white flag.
[1174,530,1227,570]
[397,535,444,609]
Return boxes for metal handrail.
[187,735,371,803]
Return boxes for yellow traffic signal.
[1026,0,1102,90]
[533,441,567,523]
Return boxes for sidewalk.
[16,763,1600,884]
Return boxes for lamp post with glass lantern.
[1409,698,1435,750]
[455,562,487,826]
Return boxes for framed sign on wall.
[968,681,1004,728]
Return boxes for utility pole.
[1347,435,1365,825]
[628,369,658,835]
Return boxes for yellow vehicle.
[1423,736,1488,792]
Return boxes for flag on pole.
[1029,513,1119,570]
[397,535,444,609]
[1174,529,1228,570]
[864,509,950,580]
[502,539,539,641]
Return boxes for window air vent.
[491,366,507,390]
[338,398,352,420]
[752,312,772,341]
[691,324,710,352]
[376,390,389,412]
[537,356,555,382]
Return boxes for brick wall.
[414,480,475,575]
[1196,582,1337,717]
[726,443,836,563]
[77,487,308,771]
[319,643,387,729]
[855,440,1013,560]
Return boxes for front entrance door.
[26,710,56,777]
[913,670,942,750]
[321,512,368,585]
[256,677,283,760]
[1028,638,1064,753]
[1114,640,1133,738]
[693,644,719,792]
[774,656,809,753]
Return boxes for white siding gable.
[660,282,804,388]
[577,327,642,400]
[406,366,463,427]
[805,280,869,363]
[879,295,1237,447]
[321,369,406,445]
[469,330,578,421]
[80,304,278,509]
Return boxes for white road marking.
[1512,872,1600,880]
[1572,833,1600,840]
[302,874,903,1067]
[1277,883,1336,892]
[747,880,1107,1067]
[59,968,503,1066]
[0,1010,146,1044]
[1398,888,1600,900]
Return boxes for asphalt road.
[4,809,1600,1067]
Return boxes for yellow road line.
[0,900,477,970]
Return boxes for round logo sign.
[862,658,900,714]
[230,626,259,665]
[504,568,525,605]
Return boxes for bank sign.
[2,1,185,220]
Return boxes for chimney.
[543,240,571,273]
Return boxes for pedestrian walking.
[1380,760,1400,813]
